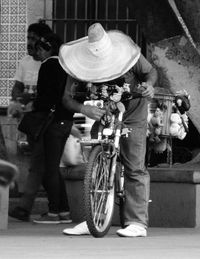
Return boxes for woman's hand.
[24,101,34,112]
[7,101,24,118]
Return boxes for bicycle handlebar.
[71,83,144,102]
[121,91,143,101]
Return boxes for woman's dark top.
[33,56,74,121]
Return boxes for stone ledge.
[60,164,86,181]
[149,168,200,183]
[62,165,200,227]
[61,164,200,184]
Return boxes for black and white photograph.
[0,0,200,258]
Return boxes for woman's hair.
[35,33,63,55]
[28,22,52,37]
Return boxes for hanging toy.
[148,107,164,143]
[175,90,191,115]
[169,112,187,140]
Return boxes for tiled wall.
[0,0,27,107]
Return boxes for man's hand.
[141,82,154,98]
[81,104,106,121]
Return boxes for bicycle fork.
[109,110,124,190]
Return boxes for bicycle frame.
[81,101,125,185]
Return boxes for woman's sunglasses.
[36,37,52,51]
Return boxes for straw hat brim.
[59,30,141,83]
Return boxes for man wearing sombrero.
[59,23,157,237]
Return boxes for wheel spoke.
[94,191,106,226]
[85,145,115,237]
[91,154,105,214]
[91,152,110,227]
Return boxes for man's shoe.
[116,224,147,237]
[33,213,60,224]
[63,221,90,235]
[59,212,72,224]
[9,206,30,222]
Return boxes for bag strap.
[50,105,55,113]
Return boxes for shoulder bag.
[18,107,55,141]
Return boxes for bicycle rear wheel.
[84,145,115,237]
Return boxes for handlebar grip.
[131,92,143,99]
[122,91,143,101]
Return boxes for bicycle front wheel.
[84,145,115,237]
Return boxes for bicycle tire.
[84,145,115,237]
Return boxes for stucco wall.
[27,0,52,26]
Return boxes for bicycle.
[81,83,142,237]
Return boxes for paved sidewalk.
[0,218,200,259]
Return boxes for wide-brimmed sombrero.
[59,23,141,83]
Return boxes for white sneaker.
[116,224,147,237]
[63,221,90,235]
